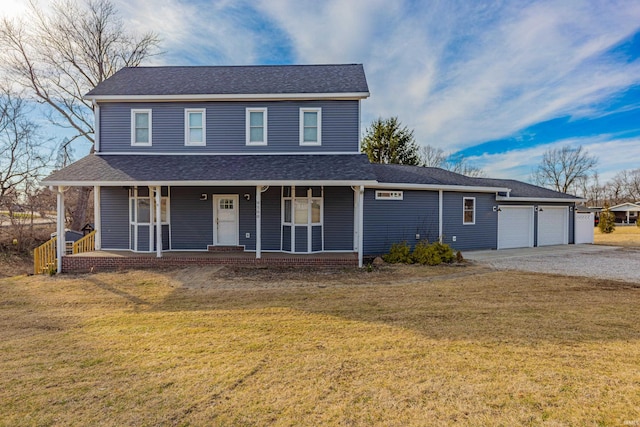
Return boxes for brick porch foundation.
[62,253,358,273]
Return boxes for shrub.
[411,240,455,266]
[456,251,464,263]
[598,203,616,234]
[383,241,412,264]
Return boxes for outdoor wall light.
[200,193,208,201]
[244,193,251,201]
[493,206,502,212]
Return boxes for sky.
[3,0,640,183]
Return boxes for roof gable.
[85,64,369,99]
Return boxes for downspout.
[92,100,100,153]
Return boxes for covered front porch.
[41,153,378,272]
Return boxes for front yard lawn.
[595,225,640,247]
[1,265,639,426]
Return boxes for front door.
[213,195,238,246]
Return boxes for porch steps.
[207,245,244,252]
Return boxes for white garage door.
[498,206,534,249]
[537,206,568,246]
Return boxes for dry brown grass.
[594,225,640,247]
[1,265,640,426]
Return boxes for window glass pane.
[136,128,149,143]
[250,127,263,142]
[303,111,317,127]
[189,112,202,127]
[135,112,148,128]
[464,211,474,223]
[295,200,308,224]
[189,128,203,143]
[311,200,321,223]
[137,199,150,223]
[284,199,292,223]
[303,127,317,142]
[464,199,474,210]
[282,186,291,198]
[250,111,263,126]
[161,198,168,223]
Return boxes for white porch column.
[155,186,162,258]
[56,187,65,274]
[256,186,262,259]
[358,185,364,268]
[438,190,443,243]
[93,185,101,250]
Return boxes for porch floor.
[62,250,359,273]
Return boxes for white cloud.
[467,135,640,183]
[258,1,640,151]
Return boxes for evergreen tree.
[598,202,616,234]
[361,117,420,165]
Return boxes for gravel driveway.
[465,245,640,283]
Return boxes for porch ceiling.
[42,154,377,186]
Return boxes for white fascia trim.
[496,196,585,203]
[95,151,362,156]
[85,92,371,102]
[42,179,379,187]
[368,183,511,193]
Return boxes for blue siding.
[261,186,281,251]
[442,193,497,251]
[324,186,354,251]
[295,226,307,252]
[137,226,149,252]
[282,226,291,251]
[363,189,439,256]
[312,225,322,252]
[100,187,129,249]
[170,186,256,250]
[99,100,359,153]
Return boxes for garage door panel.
[538,206,568,246]
[498,206,534,249]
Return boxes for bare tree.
[0,0,160,230]
[419,145,448,167]
[0,88,50,213]
[418,144,485,177]
[607,169,640,204]
[532,145,597,194]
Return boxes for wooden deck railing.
[72,230,96,254]
[33,237,57,275]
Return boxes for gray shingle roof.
[473,177,582,199]
[43,156,580,200]
[85,64,369,97]
[42,154,377,184]
[371,164,581,199]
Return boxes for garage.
[537,206,568,246]
[498,206,534,249]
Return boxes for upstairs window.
[463,197,475,225]
[246,108,267,146]
[185,109,206,146]
[300,108,322,146]
[131,109,152,146]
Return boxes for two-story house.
[42,64,584,273]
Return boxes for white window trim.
[131,109,152,146]
[128,186,170,252]
[246,107,268,146]
[375,190,403,200]
[299,107,322,146]
[463,197,476,225]
[281,186,323,253]
[184,108,206,146]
